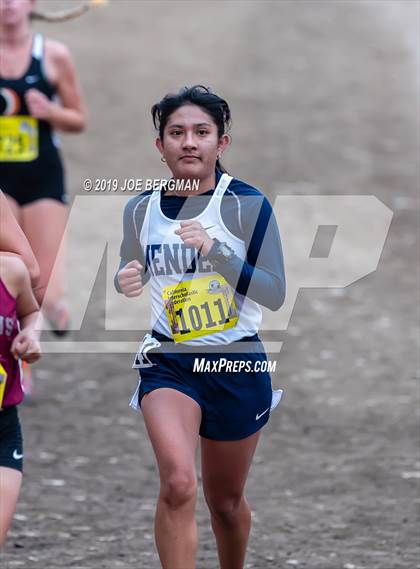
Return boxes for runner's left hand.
[175,220,214,255]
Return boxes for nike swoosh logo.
[25,75,39,84]
[255,407,270,420]
[13,450,23,460]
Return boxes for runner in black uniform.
[0,33,66,205]
[0,0,86,337]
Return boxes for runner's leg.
[0,467,22,549]
[201,432,261,569]
[21,199,69,329]
[142,387,201,569]
[4,195,22,225]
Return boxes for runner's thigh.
[142,388,202,477]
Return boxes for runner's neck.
[0,24,32,48]
[165,173,215,197]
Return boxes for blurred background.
[3,1,419,568]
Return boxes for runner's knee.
[160,470,197,509]
[205,491,246,522]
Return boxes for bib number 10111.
[175,298,236,335]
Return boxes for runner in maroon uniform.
[0,255,41,549]
[0,189,39,293]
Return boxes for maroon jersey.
[0,278,23,408]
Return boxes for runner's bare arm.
[11,261,41,363]
[25,40,86,132]
[13,259,40,319]
[0,192,40,288]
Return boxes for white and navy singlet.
[116,170,286,345]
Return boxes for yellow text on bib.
[0,116,39,162]
[0,363,7,409]
[162,275,239,343]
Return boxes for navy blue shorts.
[0,406,23,472]
[133,331,281,441]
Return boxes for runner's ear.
[156,137,164,155]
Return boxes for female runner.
[0,189,39,292]
[0,0,87,333]
[116,85,286,569]
[0,254,41,548]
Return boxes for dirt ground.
[1,1,419,568]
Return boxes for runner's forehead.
[165,106,215,129]
[166,121,213,129]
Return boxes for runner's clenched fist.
[118,260,144,297]
[175,220,214,255]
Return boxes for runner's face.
[156,104,228,180]
[0,0,34,26]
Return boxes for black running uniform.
[0,33,66,206]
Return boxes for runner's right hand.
[118,260,144,297]
[11,330,42,364]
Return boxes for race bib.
[162,275,239,342]
[0,363,7,409]
[0,116,39,162]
